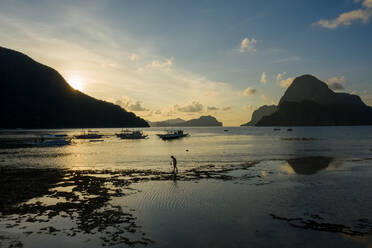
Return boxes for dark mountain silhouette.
[279,74,365,106]
[0,46,148,128]
[241,105,277,126]
[256,74,372,126]
[149,115,222,127]
[182,115,222,126]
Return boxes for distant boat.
[115,129,148,139]
[273,128,281,131]
[75,130,103,139]
[157,130,189,140]
[287,128,293,131]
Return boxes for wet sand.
[1,157,372,247]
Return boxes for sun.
[67,76,84,91]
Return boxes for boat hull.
[157,134,188,140]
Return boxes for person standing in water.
[170,155,178,173]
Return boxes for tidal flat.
[1,158,372,248]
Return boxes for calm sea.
[1,126,372,170]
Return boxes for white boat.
[75,130,103,139]
[157,130,189,140]
[116,129,147,139]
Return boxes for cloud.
[362,0,372,8]
[177,101,204,112]
[239,37,257,53]
[150,57,174,69]
[361,92,372,105]
[314,0,372,29]
[242,87,257,96]
[116,97,149,111]
[141,110,153,117]
[130,53,137,61]
[276,72,294,88]
[279,77,295,88]
[276,72,287,81]
[325,76,346,90]
[260,72,267,84]
[207,106,219,111]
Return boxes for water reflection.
[285,156,333,175]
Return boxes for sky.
[1,0,372,126]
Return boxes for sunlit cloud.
[361,92,372,105]
[325,76,346,91]
[130,53,137,61]
[239,37,257,53]
[279,77,294,88]
[149,57,174,70]
[177,101,204,112]
[276,72,294,88]
[242,87,257,96]
[260,72,267,84]
[116,97,149,112]
[207,106,219,111]
[314,0,372,29]
[276,72,287,81]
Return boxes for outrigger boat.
[75,130,103,139]
[115,129,148,139]
[157,130,189,140]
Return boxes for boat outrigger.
[75,130,103,139]
[157,130,189,140]
[115,129,148,139]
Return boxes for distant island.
[242,74,372,126]
[149,115,223,127]
[0,46,148,128]
[241,105,277,126]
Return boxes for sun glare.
[67,76,84,91]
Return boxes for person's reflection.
[171,172,178,190]
[287,156,333,175]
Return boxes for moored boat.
[157,130,189,140]
[75,130,103,139]
[115,129,148,139]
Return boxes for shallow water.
[1,126,372,247]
